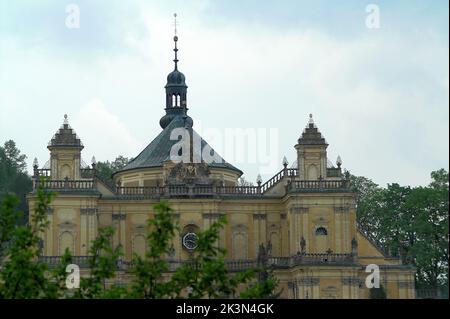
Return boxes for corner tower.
[295,114,329,180]
[47,114,84,179]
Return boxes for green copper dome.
[165,69,187,88]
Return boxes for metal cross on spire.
[173,13,178,36]
[173,13,179,70]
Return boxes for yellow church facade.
[28,34,415,299]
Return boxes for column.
[302,209,309,253]
[80,209,88,255]
[172,213,181,259]
[334,207,342,253]
[88,209,97,251]
[294,210,300,253]
[312,278,320,299]
[46,208,54,255]
[120,213,126,253]
[343,208,350,252]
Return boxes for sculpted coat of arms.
[167,162,211,185]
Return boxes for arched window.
[172,95,177,107]
[177,94,181,107]
[315,227,328,236]
[233,233,248,259]
[232,225,248,259]
[59,231,74,254]
[132,234,146,258]
[270,232,280,256]
[307,164,318,180]
[60,164,72,179]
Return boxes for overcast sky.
[0,0,448,187]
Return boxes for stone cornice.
[253,213,267,220]
[80,207,98,215]
[112,212,126,220]
[202,212,225,219]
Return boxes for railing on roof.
[34,180,350,196]
[35,168,95,179]
[34,179,95,190]
[261,168,297,193]
[33,168,350,196]
[116,185,262,197]
[288,179,349,192]
[36,168,51,177]
[39,256,90,268]
[268,253,355,267]
[39,253,355,272]
[218,186,260,195]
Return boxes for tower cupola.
[160,13,192,129]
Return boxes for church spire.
[173,13,179,70]
[160,14,191,129]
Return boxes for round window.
[182,232,198,250]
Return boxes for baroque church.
[28,30,415,299]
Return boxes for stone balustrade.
[39,253,355,272]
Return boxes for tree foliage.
[128,201,277,299]
[0,140,32,222]
[0,180,55,298]
[0,195,276,299]
[170,216,255,299]
[74,227,125,299]
[128,201,178,298]
[369,284,387,299]
[352,169,449,290]
[96,155,130,187]
[237,177,254,187]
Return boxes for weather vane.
[173,13,178,37]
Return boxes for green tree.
[351,170,449,291]
[350,175,384,248]
[74,227,125,299]
[1,140,27,172]
[406,170,449,290]
[0,195,22,259]
[0,181,54,298]
[45,248,74,299]
[0,140,32,221]
[96,155,130,187]
[238,177,254,187]
[128,201,178,298]
[128,201,277,299]
[170,217,254,298]
[369,285,387,299]
[95,162,114,187]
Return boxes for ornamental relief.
[334,206,350,214]
[296,277,320,286]
[80,208,98,215]
[168,162,211,185]
[57,220,76,229]
[132,224,146,232]
[57,209,76,222]
[232,224,247,232]
[321,286,339,299]
[313,216,329,225]
[289,207,308,214]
